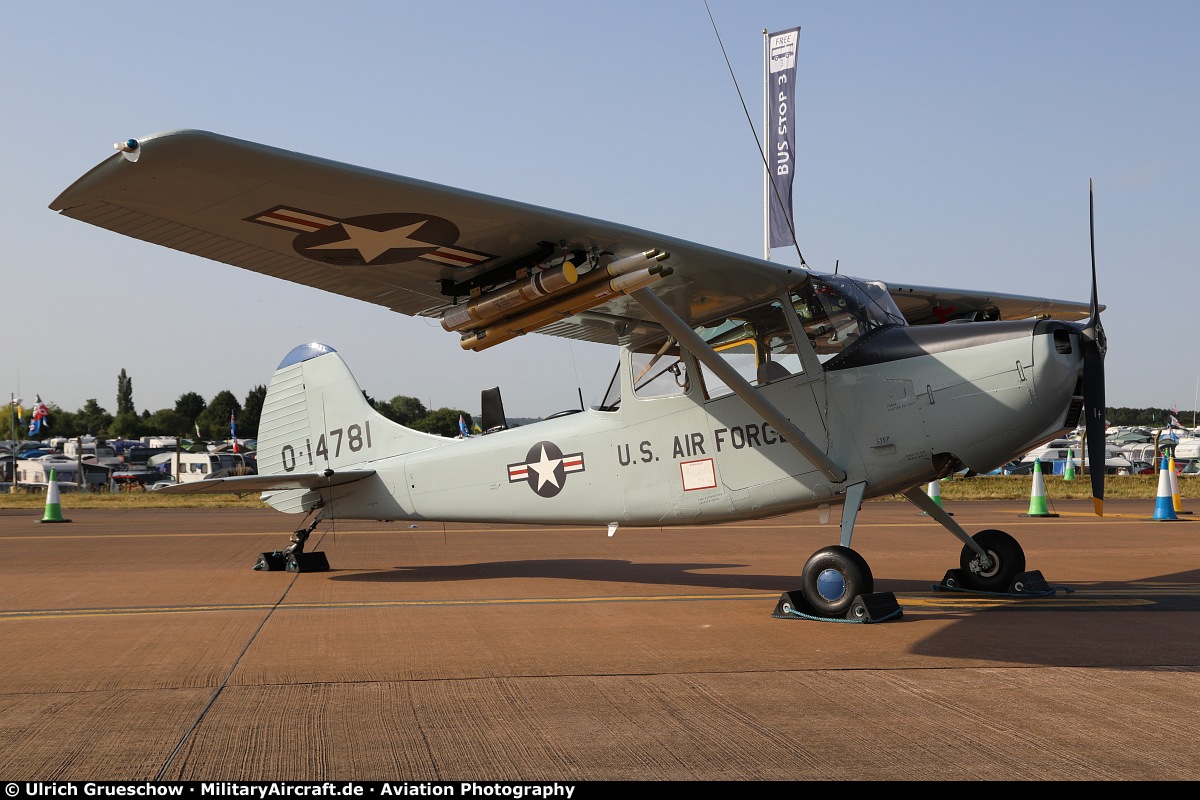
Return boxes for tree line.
[3,369,476,442]
[1106,407,1198,429]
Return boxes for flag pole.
[9,393,16,493]
[762,28,770,261]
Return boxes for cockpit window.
[791,274,905,361]
[631,335,691,399]
[694,301,803,400]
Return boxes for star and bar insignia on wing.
[247,206,494,268]
[507,441,585,498]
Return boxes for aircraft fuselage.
[264,317,1082,529]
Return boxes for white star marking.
[527,445,563,491]
[310,220,434,262]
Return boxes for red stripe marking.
[262,211,331,230]
[430,249,485,265]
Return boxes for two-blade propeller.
[1080,179,1107,515]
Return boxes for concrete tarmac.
[1,499,1198,781]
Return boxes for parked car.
[1135,458,1193,475]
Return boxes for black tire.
[958,529,1025,592]
[800,545,874,617]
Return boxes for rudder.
[257,343,448,481]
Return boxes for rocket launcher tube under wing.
[610,265,668,293]
[603,248,667,278]
[440,261,579,332]
[440,249,665,334]
[461,265,672,352]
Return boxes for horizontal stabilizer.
[152,470,376,496]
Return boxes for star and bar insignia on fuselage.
[507,441,585,498]
[247,206,494,268]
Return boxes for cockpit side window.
[694,301,803,400]
[630,335,691,400]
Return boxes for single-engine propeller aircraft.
[51,130,1107,621]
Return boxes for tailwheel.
[958,529,1025,592]
[800,545,874,618]
[254,513,330,573]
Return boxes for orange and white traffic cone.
[1166,454,1191,515]
[38,468,72,524]
[1020,459,1059,517]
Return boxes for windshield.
[791,274,906,360]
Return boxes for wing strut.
[630,287,846,483]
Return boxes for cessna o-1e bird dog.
[51,130,1107,622]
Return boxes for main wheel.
[800,546,874,618]
[958,529,1025,592]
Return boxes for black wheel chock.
[772,589,903,623]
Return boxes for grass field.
[0,474,1188,510]
[0,489,268,509]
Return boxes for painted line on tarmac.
[4,513,1197,542]
[0,595,774,620]
[901,597,1155,609]
[0,590,1179,621]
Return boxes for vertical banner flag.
[459,414,470,438]
[767,26,800,249]
[231,410,239,453]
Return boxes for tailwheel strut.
[254,507,330,573]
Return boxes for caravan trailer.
[146,451,256,485]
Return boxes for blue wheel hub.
[815,568,848,602]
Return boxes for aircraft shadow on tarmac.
[332,558,830,590]
[328,558,1200,609]
[324,560,1200,666]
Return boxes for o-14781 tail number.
[280,422,373,472]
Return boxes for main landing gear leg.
[254,507,331,573]
[903,486,1055,596]
[773,482,903,623]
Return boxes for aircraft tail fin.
[256,343,449,481]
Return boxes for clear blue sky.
[2,1,1197,420]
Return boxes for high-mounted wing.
[52,130,1094,344]
[883,282,1094,326]
[51,130,801,347]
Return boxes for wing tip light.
[114,138,140,162]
